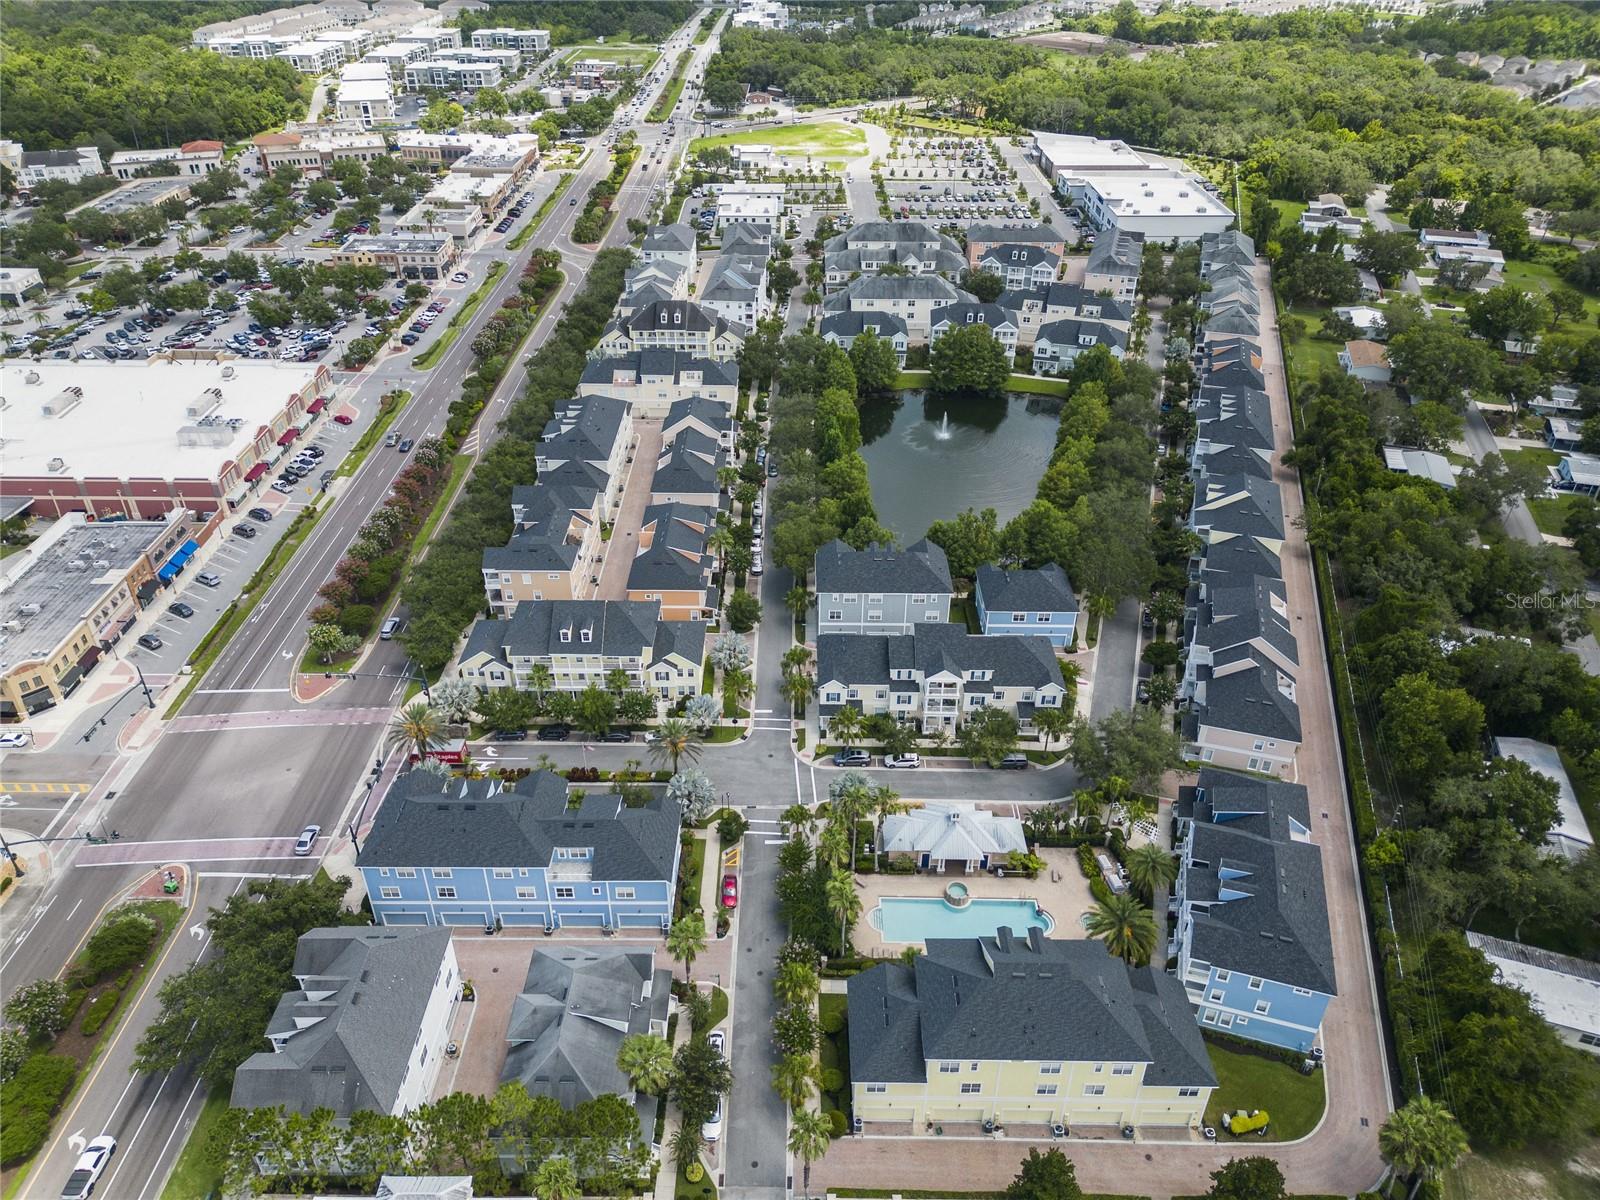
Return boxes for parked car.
[490,729,528,741]
[701,1094,724,1144]
[196,571,222,588]
[233,523,256,539]
[136,633,163,650]
[60,1136,117,1200]
[293,824,321,856]
[721,873,738,909]
[996,754,1029,770]
[167,601,195,618]
[0,731,30,749]
[537,724,571,741]
[883,753,922,769]
[600,729,631,743]
[246,507,272,522]
[833,749,870,767]
[334,413,354,425]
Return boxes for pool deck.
[852,847,1095,952]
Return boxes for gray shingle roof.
[1180,769,1335,995]
[823,274,969,306]
[230,927,453,1117]
[848,930,1215,1087]
[485,483,599,573]
[539,396,629,467]
[1042,282,1132,323]
[931,302,1019,334]
[1192,577,1297,668]
[580,351,740,391]
[1193,439,1273,480]
[642,223,696,253]
[977,243,1060,271]
[1037,317,1128,352]
[1191,474,1285,542]
[829,220,960,253]
[815,538,952,595]
[975,563,1077,614]
[819,310,909,342]
[1191,645,1301,742]
[968,221,1061,246]
[502,945,668,1118]
[651,428,723,495]
[468,598,661,661]
[1085,229,1144,277]
[358,771,682,878]
[703,255,765,301]
[1196,534,1282,583]
[720,222,771,253]
[620,300,737,338]
[652,617,707,665]
[629,502,714,592]
[663,397,733,440]
[818,623,1060,691]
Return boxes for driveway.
[596,420,663,601]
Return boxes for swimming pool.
[871,896,1054,943]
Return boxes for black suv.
[537,724,571,741]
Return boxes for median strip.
[648,51,689,122]
[508,173,574,251]
[410,260,506,370]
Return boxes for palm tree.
[784,585,809,621]
[666,911,708,981]
[780,668,817,718]
[706,525,735,577]
[616,1032,674,1094]
[788,1108,833,1197]
[717,465,740,494]
[1083,893,1160,966]
[782,803,815,835]
[1033,706,1070,752]
[825,868,861,953]
[773,960,820,1007]
[828,704,863,749]
[386,701,445,761]
[770,1051,818,1110]
[1124,843,1179,900]
[1379,1096,1469,1200]
[817,822,851,872]
[669,1124,704,1174]
[531,1158,579,1200]
[649,717,703,772]
[526,663,554,712]
[723,666,753,713]
[782,645,814,675]
[869,787,908,870]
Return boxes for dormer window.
[559,627,572,643]
[580,627,593,643]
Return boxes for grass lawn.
[1007,372,1070,397]
[564,42,659,68]
[952,596,981,633]
[691,121,868,163]
[676,1155,717,1200]
[507,173,574,250]
[706,725,742,743]
[1503,257,1600,322]
[706,985,729,1030]
[648,51,689,122]
[1499,446,1562,471]
[1280,305,1343,387]
[412,260,505,370]
[160,1092,228,1200]
[338,389,410,478]
[1201,1037,1326,1143]
[1527,492,1585,536]
[678,835,707,921]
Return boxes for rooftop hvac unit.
[186,387,225,421]
[23,370,41,385]
[42,388,83,418]
[47,457,67,474]
[92,558,110,568]
[221,365,236,379]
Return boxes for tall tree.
[667,912,709,981]
[1379,1096,1469,1199]
[788,1108,834,1198]
[1006,1147,1083,1200]
[1083,893,1159,966]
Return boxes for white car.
[0,731,30,748]
[61,1135,116,1200]
[701,1093,724,1143]
[883,754,922,769]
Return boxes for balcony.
[547,861,593,882]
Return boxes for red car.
[721,873,738,909]
[333,413,354,425]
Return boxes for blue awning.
[157,562,179,582]
[179,538,199,556]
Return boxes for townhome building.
[578,351,740,418]
[819,311,910,363]
[820,274,974,343]
[975,244,1060,290]
[471,26,550,53]
[627,502,718,621]
[1181,575,1297,702]
[815,538,954,635]
[650,428,726,507]
[817,623,1065,738]
[358,770,683,931]
[618,261,691,318]
[701,255,770,329]
[974,563,1080,649]
[640,224,699,277]
[1298,195,1364,238]
[1033,318,1128,372]
[965,221,1066,269]
[662,396,736,453]
[1181,640,1301,779]
[596,300,745,362]
[999,283,1131,347]
[535,396,633,520]
[1172,770,1336,1053]
[848,929,1216,1131]
[230,927,459,1116]
[1198,230,1255,276]
[1082,229,1144,303]
[1189,474,1285,556]
[721,222,772,257]
[482,483,604,616]
[457,599,706,709]
[1202,307,1261,340]
[823,220,967,289]
[930,302,1020,356]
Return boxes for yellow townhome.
[848,929,1216,1134]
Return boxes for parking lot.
[880,135,1031,226]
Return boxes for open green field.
[1528,492,1586,536]
[1201,1038,1326,1143]
[562,43,659,68]
[1445,1133,1600,1200]
[1503,257,1600,322]
[691,121,868,163]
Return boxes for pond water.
[858,389,1057,541]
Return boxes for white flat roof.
[425,173,505,205]
[1466,932,1600,1038]
[1032,131,1166,171]
[338,80,392,102]
[0,359,316,483]
[341,62,390,81]
[1075,171,1234,221]
[1495,736,1594,857]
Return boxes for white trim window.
[436,886,457,899]
[379,887,400,899]
[1083,1084,1105,1096]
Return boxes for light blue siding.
[974,595,1079,649]
[362,858,677,931]
[1192,968,1330,1054]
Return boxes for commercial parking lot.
[880,135,1032,226]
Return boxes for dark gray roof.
[629,502,714,592]
[539,396,628,467]
[977,243,1060,270]
[1085,229,1144,276]
[818,623,1060,691]
[830,220,955,251]
[815,538,952,595]
[968,221,1061,246]
[580,351,740,390]
[22,148,90,168]
[467,599,660,661]
[663,396,734,438]
[1042,282,1132,323]
[975,563,1077,614]
[848,930,1215,1087]
[931,302,1018,333]
[720,222,771,253]
[642,223,696,253]
[1194,386,1273,451]
[1191,474,1284,542]
[703,255,765,301]
[1190,645,1301,742]
[1180,769,1335,995]
[652,617,707,665]
[1204,308,1260,336]
[1194,439,1273,481]
[1201,359,1267,392]
[358,771,682,878]
[1196,534,1282,583]
[651,428,724,495]
[819,310,909,341]
[1192,577,1298,667]
[619,300,738,339]
[502,945,668,1119]
[230,927,453,1117]
[1037,317,1128,352]
[823,274,968,306]
[485,483,598,573]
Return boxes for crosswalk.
[0,781,91,795]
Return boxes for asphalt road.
[4,14,726,1197]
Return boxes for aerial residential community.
[2,2,1599,1200]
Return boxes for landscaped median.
[507,172,574,251]
[336,388,410,479]
[647,51,689,122]
[1,899,184,1199]
[411,260,506,370]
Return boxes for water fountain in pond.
[933,411,952,440]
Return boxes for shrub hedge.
[0,1054,78,1165]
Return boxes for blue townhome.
[1171,768,1336,1053]
[358,770,681,932]
[973,563,1080,649]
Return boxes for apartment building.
[929,302,1020,356]
[1082,229,1144,303]
[974,244,1060,290]
[470,27,550,53]
[820,275,974,343]
[596,301,746,362]
[815,539,953,636]
[823,220,966,290]
[819,311,910,363]
[700,255,769,330]
[627,503,718,621]
[578,351,740,418]
[482,484,604,616]
[964,221,1066,269]
[535,396,633,520]
[999,282,1132,348]
[640,224,699,277]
